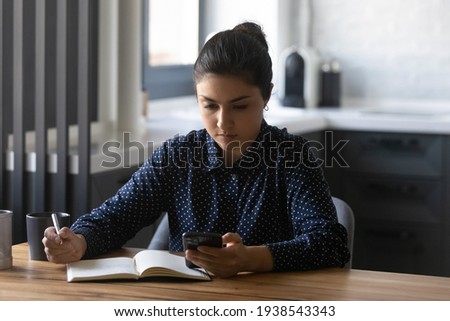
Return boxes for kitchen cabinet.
[318,130,449,277]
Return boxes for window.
[142,0,200,99]
[148,0,199,66]
[143,0,278,100]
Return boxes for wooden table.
[1,243,450,300]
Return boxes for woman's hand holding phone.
[182,232,222,268]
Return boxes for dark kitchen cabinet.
[310,130,450,277]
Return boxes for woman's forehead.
[196,75,261,100]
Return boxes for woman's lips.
[216,134,238,145]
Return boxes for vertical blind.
[0,0,98,243]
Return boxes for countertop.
[67,96,450,174]
[7,96,450,174]
[147,95,450,136]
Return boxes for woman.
[43,22,350,278]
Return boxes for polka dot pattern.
[72,120,350,271]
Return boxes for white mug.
[0,210,13,270]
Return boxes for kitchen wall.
[202,0,278,62]
[97,0,450,116]
[307,0,450,105]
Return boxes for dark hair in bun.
[193,22,273,100]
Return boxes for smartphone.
[182,232,222,268]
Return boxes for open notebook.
[66,250,210,282]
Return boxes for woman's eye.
[233,105,247,110]
[204,103,217,109]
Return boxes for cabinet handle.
[366,137,422,153]
[367,182,419,197]
[367,229,415,241]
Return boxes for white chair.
[332,196,355,268]
[147,212,170,250]
[148,197,355,268]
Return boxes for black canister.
[319,61,341,107]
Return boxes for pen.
[51,213,62,244]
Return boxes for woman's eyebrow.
[199,95,251,103]
[230,95,251,103]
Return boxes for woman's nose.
[217,108,233,130]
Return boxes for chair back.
[148,213,170,250]
[332,196,355,268]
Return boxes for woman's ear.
[264,83,274,106]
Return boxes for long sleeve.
[266,160,350,271]
[71,145,172,258]
[239,124,350,271]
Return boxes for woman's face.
[196,74,270,164]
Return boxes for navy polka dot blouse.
[72,120,350,271]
